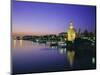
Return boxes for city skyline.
[12,0,96,35]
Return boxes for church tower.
[67,21,76,42]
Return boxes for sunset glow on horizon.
[12,0,96,35]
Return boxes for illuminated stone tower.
[67,21,76,42]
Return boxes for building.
[59,32,67,37]
[67,21,76,42]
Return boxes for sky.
[12,0,96,35]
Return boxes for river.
[12,40,96,74]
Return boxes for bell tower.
[67,21,76,42]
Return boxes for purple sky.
[12,0,96,35]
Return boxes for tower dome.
[67,21,76,42]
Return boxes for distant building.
[67,21,76,42]
[59,32,67,37]
[58,32,67,41]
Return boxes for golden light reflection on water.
[13,39,23,48]
[12,39,49,49]
[14,40,16,48]
[67,50,75,67]
[19,39,23,47]
[13,40,31,48]
[59,48,75,67]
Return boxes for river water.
[12,40,96,74]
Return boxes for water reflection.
[67,50,75,67]
[13,39,76,67]
[59,48,66,54]
[58,48,75,67]
[13,40,16,48]
[12,39,95,74]
[13,39,34,48]
[20,39,23,47]
[92,57,95,64]
[13,39,23,48]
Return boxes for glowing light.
[67,51,75,67]
[92,57,95,64]
[20,39,23,47]
[67,21,76,42]
[13,40,16,48]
